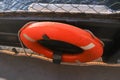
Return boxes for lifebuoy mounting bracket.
[53,51,62,64]
[41,34,62,64]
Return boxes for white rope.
[17,22,36,56]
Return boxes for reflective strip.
[80,43,95,50]
[23,33,35,42]
[85,29,104,46]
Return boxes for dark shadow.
[0,52,120,80]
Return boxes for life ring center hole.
[38,40,83,54]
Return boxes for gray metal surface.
[0,51,120,80]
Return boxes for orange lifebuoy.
[18,22,104,64]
